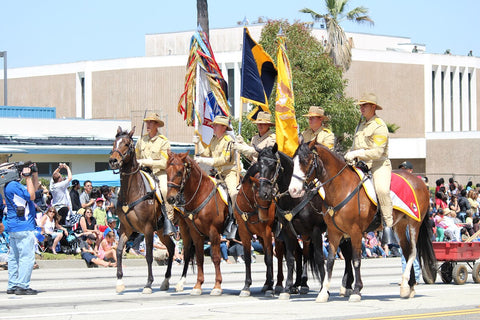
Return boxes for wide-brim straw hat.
[303,106,330,120]
[357,93,383,110]
[212,115,232,131]
[252,111,274,126]
[143,112,165,127]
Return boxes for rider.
[344,93,394,238]
[194,115,237,236]
[234,111,276,163]
[301,106,334,150]
[135,112,175,236]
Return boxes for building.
[1,25,479,183]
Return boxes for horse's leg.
[274,237,285,295]
[142,228,154,294]
[338,238,354,297]
[261,228,274,297]
[209,229,222,296]
[190,231,205,295]
[175,218,191,292]
[279,231,296,300]
[311,229,326,295]
[299,238,310,294]
[159,232,174,291]
[116,231,129,293]
[348,233,364,302]
[238,224,253,297]
[398,223,417,298]
[317,232,342,303]
[292,242,302,293]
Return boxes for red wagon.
[428,242,480,285]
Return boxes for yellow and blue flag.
[240,27,277,120]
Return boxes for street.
[1,257,480,320]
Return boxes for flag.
[178,30,230,146]
[275,33,298,157]
[240,27,277,120]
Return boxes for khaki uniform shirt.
[135,133,170,176]
[200,134,237,176]
[352,115,389,169]
[244,130,276,162]
[301,126,334,150]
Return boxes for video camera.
[0,161,38,186]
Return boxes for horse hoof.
[278,292,290,300]
[142,287,153,294]
[299,286,309,295]
[261,285,269,293]
[400,286,411,298]
[116,284,125,293]
[348,294,361,302]
[315,291,329,303]
[339,287,353,297]
[264,290,274,298]
[160,279,170,291]
[175,277,186,292]
[210,288,222,296]
[274,286,283,295]
[409,289,416,299]
[239,290,250,297]
[190,288,202,296]
[289,287,299,294]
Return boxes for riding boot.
[160,202,176,237]
[224,194,237,239]
[381,226,397,245]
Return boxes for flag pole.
[236,104,242,184]
[194,62,200,156]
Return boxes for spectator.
[227,233,245,263]
[448,195,460,215]
[80,180,95,209]
[365,232,386,257]
[434,208,446,241]
[139,231,168,265]
[5,164,39,295]
[468,50,473,56]
[93,198,107,228]
[435,178,445,193]
[398,161,413,173]
[38,207,68,254]
[97,228,117,266]
[220,235,232,264]
[458,189,471,223]
[79,234,113,267]
[69,179,82,213]
[412,45,418,53]
[79,207,101,241]
[467,190,478,217]
[466,181,474,192]
[435,191,448,211]
[443,209,462,241]
[100,185,115,216]
[50,163,73,225]
[107,217,119,241]
[34,183,48,213]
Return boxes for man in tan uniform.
[234,111,276,163]
[135,112,175,235]
[301,106,334,150]
[344,93,394,235]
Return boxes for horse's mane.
[115,130,130,139]
[296,142,345,165]
[242,162,258,184]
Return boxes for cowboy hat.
[252,111,274,126]
[302,106,330,120]
[357,93,383,110]
[212,115,232,131]
[143,112,165,127]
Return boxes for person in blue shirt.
[4,164,39,295]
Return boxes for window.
[95,162,110,171]
[36,162,71,177]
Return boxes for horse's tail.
[307,240,322,281]
[416,210,437,283]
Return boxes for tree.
[197,0,209,38]
[300,0,373,71]
[251,20,359,151]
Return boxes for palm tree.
[197,0,209,38]
[300,0,373,71]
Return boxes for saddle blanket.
[140,170,163,203]
[353,167,421,221]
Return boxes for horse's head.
[289,140,323,198]
[257,143,281,201]
[109,126,136,170]
[166,151,191,205]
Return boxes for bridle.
[110,135,139,176]
[258,152,282,195]
[167,158,199,207]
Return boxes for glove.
[138,158,154,167]
[194,156,214,167]
[344,149,366,162]
[192,135,200,144]
[235,135,245,144]
[233,142,255,154]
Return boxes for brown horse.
[166,151,228,296]
[234,162,278,297]
[108,127,188,294]
[288,142,437,302]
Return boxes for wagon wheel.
[473,262,480,283]
[452,264,468,285]
[422,263,437,284]
[440,262,453,284]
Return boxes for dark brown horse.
[166,151,228,296]
[108,127,188,294]
[234,162,278,297]
[288,142,437,302]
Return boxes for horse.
[108,127,188,294]
[166,151,229,296]
[257,144,354,301]
[288,141,437,302]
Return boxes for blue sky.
[1,0,479,68]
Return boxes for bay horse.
[288,142,437,302]
[108,127,188,294]
[257,144,354,301]
[166,151,228,296]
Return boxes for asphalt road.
[1,257,480,320]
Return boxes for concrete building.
[1,25,479,183]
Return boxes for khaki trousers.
[158,172,174,220]
[371,160,393,227]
